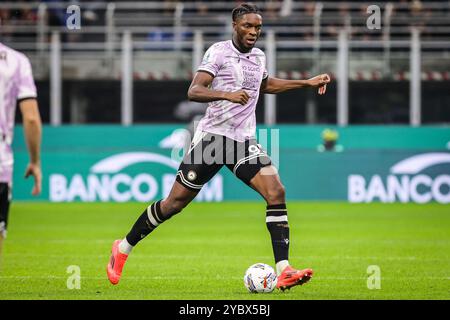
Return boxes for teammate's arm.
[19,98,42,196]
[261,73,331,95]
[188,71,250,105]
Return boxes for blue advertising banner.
[11,125,450,203]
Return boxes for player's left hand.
[308,74,331,95]
[24,162,42,196]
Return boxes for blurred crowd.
[0,0,447,43]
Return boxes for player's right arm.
[20,98,42,196]
[187,71,250,105]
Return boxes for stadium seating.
[1,1,449,124]
[1,1,449,80]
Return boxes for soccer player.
[107,3,330,291]
[0,42,42,260]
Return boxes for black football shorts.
[175,132,272,192]
[0,182,11,238]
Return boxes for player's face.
[232,13,263,52]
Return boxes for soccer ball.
[243,263,278,293]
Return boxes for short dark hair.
[232,3,261,22]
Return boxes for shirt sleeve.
[262,53,269,80]
[197,44,223,77]
[16,54,37,101]
[262,68,268,80]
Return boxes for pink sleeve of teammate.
[17,54,37,100]
[197,44,224,77]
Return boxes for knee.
[266,184,286,204]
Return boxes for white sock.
[276,260,290,275]
[118,238,133,255]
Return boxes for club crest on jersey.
[0,51,6,61]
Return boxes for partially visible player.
[0,42,42,261]
[107,3,330,290]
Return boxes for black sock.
[266,203,290,263]
[125,200,166,246]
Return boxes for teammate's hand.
[24,162,42,196]
[307,74,331,95]
[226,89,251,105]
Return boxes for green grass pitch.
[0,202,448,300]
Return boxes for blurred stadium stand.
[1,1,449,125]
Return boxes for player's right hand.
[24,162,42,196]
[226,89,251,105]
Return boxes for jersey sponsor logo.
[49,152,223,203]
[348,152,450,203]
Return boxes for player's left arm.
[260,74,331,95]
[16,54,42,196]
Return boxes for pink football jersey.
[195,40,268,142]
[0,42,37,183]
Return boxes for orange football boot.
[277,266,313,291]
[106,240,129,285]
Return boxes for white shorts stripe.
[265,215,288,223]
[233,153,266,175]
[177,170,203,190]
